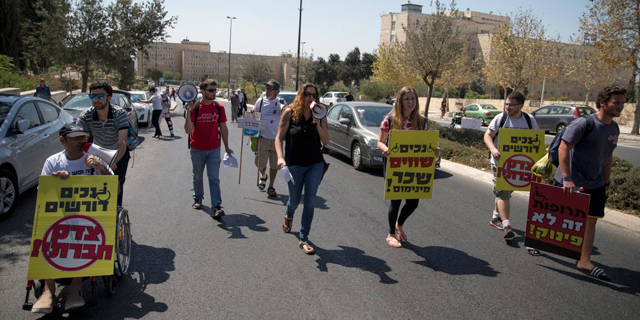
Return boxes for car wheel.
[329,102,333,107]
[352,142,365,171]
[479,117,485,126]
[0,168,18,221]
[556,123,566,133]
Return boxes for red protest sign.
[524,182,590,260]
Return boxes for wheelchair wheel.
[103,275,116,296]
[114,208,132,278]
[32,279,44,299]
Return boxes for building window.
[415,20,419,28]
[480,30,489,34]
[391,21,396,30]
[390,34,395,42]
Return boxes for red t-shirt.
[190,101,226,150]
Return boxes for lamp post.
[227,16,236,98]
[295,0,303,91]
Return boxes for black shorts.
[555,181,606,218]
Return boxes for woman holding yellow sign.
[377,86,440,248]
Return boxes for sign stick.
[239,134,243,184]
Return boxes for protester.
[184,79,233,218]
[229,90,239,123]
[450,107,468,127]
[240,88,248,118]
[31,124,113,314]
[345,90,354,101]
[253,79,283,197]
[237,88,245,118]
[483,91,540,253]
[555,86,624,280]
[170,87,177,101]
[161,90,174,137]
[275,83,329,255]
[76,82,130,207]
[385,95,393,105]
[35,77,51,98]
[377,86,439,248]
[440,98,447,120]
[138,87,163,138]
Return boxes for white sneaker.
[32,290,54,314]
[65,290,84,311]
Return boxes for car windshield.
[336,93,346,98]
[481,104,498,110]
[130,93,146,101]
[62,95,93,111]
[278,94,296,105]
[0,101,13,126]
[355,106,393,127]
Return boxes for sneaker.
[64,290,84,311]
[503,226,515,240]
[170,133,175,137]
[490,217,504,230]
[192,199,202,210]
[31,290,54,314]
[213,206,225,218]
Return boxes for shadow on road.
[313,244,398,284]
[433,169,453,180]
[406,244,500,277]
[215,213,269,238]
[0,187,38,272]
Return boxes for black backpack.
[547,115,618,167]
[187,99,221,149]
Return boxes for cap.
[59,123,88,138]
[39,77,45,82]
[264,79,280,91]
[161,90,167,95]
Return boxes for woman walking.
[275,83,329,255]
[377,86,439,247]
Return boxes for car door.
[36,101,65,160]
[321,93,331,105]
[465,105,479,119]
[9,101,47,189]
[532,106,551,130]
[326,105,342,150]
[333,105,355,155]
[547,105,564,131]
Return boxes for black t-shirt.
[285,115,323,167]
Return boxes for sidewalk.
[439,159,640,234]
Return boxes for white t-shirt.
[41,151,114,176]
[254,97,283,140]
[488,112,540,165]
[161,97,171,117]
[238,92,244,103]
[150,93,163,110]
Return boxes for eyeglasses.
[505,103,522,107]
[89,93,106,100]
[304,92,318,98]
[205,89,217,93]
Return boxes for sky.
[158,0,591,59]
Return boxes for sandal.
[282,216,293,233]
[258,175,267,190]
[299,241,315,255]
[386,236,402,248]
[527,248,540,256]
[267,187,277,197]
[578,265,611,281]
[395,226,407,242]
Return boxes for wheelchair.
[22,207,132,310]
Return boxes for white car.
[321,91,347,106]
[129,91,152,125]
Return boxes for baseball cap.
[161,90,167,95]
[264,79,280,91]
[59,123,88,138]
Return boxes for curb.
[438,159,640,235]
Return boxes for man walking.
[240,88,248,118]
[35,77,51,98]
[555,86,624,281]
[76,82,130,207]
[237,88,245,118]
[184,79,233,218]
[229,90,239,123]
[484,91,540,251]
[345,90,354,101]
[253,79,283,197]
[138,87,164,138]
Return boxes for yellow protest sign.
[496,128,546,191]
[27,175,118,280]
[384,130,439,200]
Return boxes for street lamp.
[295,0,303,91]
[227,16,236,98]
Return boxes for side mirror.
[14,119,30,134]
[339,117,351,125]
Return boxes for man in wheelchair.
[31,124,113,314]
[450,107,468,128]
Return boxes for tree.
[361,52,376,81]
[401,0,465,115]
[565,45,614,104]
[483,8,561,99]
[435,53,475,104]
[0,0,24,69]
[360,79,394,102]
[306,55,341,94]
[581,0,640,135]
[372,42,419,91]
[145,68,163,82]
[163,71,174,80]
[240,54,272,98]
[20,0,70,74]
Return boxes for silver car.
[531,104,596,133]
[129,90,152,125]
[324,102,392,171]
[60,92,138,131]
[0,94,74,220]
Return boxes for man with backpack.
[554,86,624,281]
[184,79,233,218]
[484,91,541,251]
[76,82,130,207]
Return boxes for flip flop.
[299,241,315,255]
[395,226,407,242]
[386,236,402,248]
[527,248,540,256]
[578,265,611,281]
[258,176,267,190]
[282,216,293,233]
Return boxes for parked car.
[60,92,138,131]
[462,103,502,126]
[0,94,74,220]
[277,91,298,106]
[531,104,596,133]
[321,91,347,107]
[128,90,152,125]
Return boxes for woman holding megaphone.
[275,83,329,255]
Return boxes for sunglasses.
[205,89,217,93]
[89,93,106,100]
[304,92,318,98]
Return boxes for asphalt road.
[1,100,639,319]
[430,118,640,168]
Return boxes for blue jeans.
[286,162,324,241]
[190,148,222,207]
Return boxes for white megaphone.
[82,143,118,167]
[310,101,327,119]
[177,83,199,102]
